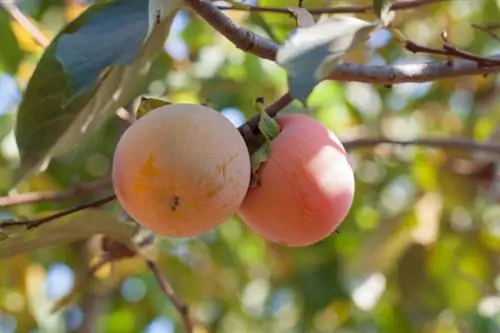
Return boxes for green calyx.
[249,98,282,187]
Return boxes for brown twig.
[405,40,500,67]
[146,260,194,333]
[215,0,443,15]
[0,195,116,229]
[471,23,500,42]
[342,137,500,154]
[0,178,112,208]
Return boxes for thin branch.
[146,260,194,333]
[405,40,500,66]
[0,1,49,47]
[471,23,500,42]
[326,57,500,84]
[0,195,116,229]
[342,137,500,154]
[215,0,443,15]
[0,178,112,208]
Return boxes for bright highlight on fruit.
[112,103,251,238]
[237,114,355,247]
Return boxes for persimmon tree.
[1,0,500,332]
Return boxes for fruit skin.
[237,114,355,247]
[112,103,251,238]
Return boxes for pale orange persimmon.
[112,103,251,238]
[237,114,355,247]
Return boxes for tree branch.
[471,23,500,42]
[184,0,277,60]
[342,137,500,154]
[0,178,112,208]
[146,260,194,333]
[405,40,500,67]
[184,0,500,84]
[215,0,444,15]
[325,58,500,84]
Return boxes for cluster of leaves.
[1,0,500,332]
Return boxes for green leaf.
[0,209,140,259]
[276,16,377,105]
[136,96,172,119]
[13,0,182,187]
[373,0,386,18]
[255,99,281,142]
[55,0,151,101]
[0,10,23,74]
[249,141,272,187]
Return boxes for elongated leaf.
[0,210,140,259]
[13,0,182,187]
[276,16,377,105]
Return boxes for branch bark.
[342,138,500,154]
[215,0,444,15]
[184,0,500,84]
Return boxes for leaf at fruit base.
[250,141,272,187]
[287,6,315,28]
[0,209,140,259]
[13,0,182,187]
[136,96,172,119]
[255,99,281,142]
[276,16,377,105]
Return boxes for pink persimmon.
[237,114,355,247]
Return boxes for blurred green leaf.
[373,0,386,18]
[0,209,139,258]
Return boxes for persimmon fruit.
[112,103,251,238]
[237,114,355,247]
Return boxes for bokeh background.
[2,0,500,332]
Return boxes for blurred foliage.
[1,0,500,333]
